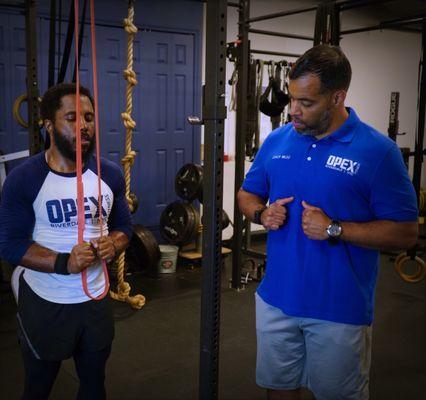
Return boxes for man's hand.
[301,201,331,240]
[68,242,97,274]
[261,197,294,230]
[90,236,116,263]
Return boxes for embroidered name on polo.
[272,154,291,160]
[325,155,360,175]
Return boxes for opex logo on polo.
[325,155,360,176]
[46,196,108,227]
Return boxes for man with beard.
[0,83,132,399]
[238,45,418,400]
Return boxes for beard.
[294,108,332,137]
[53,128,95,164]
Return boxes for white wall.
[201,1,424,237]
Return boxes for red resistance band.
[74,0,109,300]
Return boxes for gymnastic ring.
[12,94,42,129]
[394,252,406,265]
[395,255,426,283]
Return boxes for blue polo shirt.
[242,108,417,325]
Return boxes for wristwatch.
[326,220,342,240]
[253,207,267,225]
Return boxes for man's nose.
[79,115,88,130]
[289,100,300,117]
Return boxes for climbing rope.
[110,0,145,309]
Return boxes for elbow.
[236,189,244,212]
[399,223,419,250]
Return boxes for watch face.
[327,221,342,238]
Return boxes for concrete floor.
[0,251,425,399]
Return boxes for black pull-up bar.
[246,5,317,24]
[339,0,396,12]
[249,28,313,41]
[341,14,425,35]
[251,49,301,58]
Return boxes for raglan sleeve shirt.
[0,165,37,265]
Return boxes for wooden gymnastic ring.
[394,252,405,265]
[13,94,42,128]
[395,254,426,283]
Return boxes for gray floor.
[0,251,425,400]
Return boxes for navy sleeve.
[0,168,36,265]
[101,160,133,239]
[369,144,418,221]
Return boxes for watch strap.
[253,207,267,225]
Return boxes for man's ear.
[333,90,347,107]
[44,119,54,135]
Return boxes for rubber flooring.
[0,251,425,399]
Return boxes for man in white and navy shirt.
[0,83,132,399]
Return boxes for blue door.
[95,28,197,229]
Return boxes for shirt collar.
[326,107,360,143]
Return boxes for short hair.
[289,45,352,93]
[40,82,94,121]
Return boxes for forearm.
[341,220,418,251]
[19,243,57,273]
[18,230,130,273]
[109,230,131,254]
[237,189,267,221]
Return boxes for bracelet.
[54,253,71,275]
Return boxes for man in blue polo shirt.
[238,45,418,400]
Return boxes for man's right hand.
[67,242,97,274]
[261,197,294,230]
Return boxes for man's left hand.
[90,236,116,262]
[301,201,331,240]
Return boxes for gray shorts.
[255,293,371,400]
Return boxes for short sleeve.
[370,144,418,221]
[241,137,271,201]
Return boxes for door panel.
[96,28,196,228]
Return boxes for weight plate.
[126,225,161,271]
[175,164,203,202]
[201,209,231,230]
[160,201,200,245]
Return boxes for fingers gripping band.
[54,253,71,275]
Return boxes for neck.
[45,147,77,173]
[315,107,349,140]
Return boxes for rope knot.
[123,69,137,86]
[123,17,137,34]
[126,196,136,213]
[121,112,136,129]
[118,281,131,297]
[121,150,137,167]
